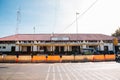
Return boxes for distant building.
[0,34,115,54]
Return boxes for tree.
[112,27,120,37]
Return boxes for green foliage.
[112,27,120,37]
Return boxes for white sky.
[54,0,120,35]
[0,0,120,37]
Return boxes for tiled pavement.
[0,62,120,80]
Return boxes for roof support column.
[100,45,104,51]
[82,40,86,48]
[100,40,104,51]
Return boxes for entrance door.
[72,46,80,55]
[54,46,64,55]
[11,46,15,52]
[55,46,59,54]
[104,46,108,52]
[77,46,80,54]
[27,46,31,52]
[60,46,64,53]
[43,46,47,53]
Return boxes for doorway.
[11,46,15,52]
[104,46,108,52]
[72,46,80,55]
[54,46,64,55]
[27,46,31,52]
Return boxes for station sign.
[51,37,69,41]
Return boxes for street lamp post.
[76,12,79,35]
[74,12,79,61]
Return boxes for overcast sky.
[0,0,120,37]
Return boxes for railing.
[0,54,116,63]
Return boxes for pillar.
[51,46,53,51]
[83,40,86,48]
[100,40,104,51]
[100,44,104,51]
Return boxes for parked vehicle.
[116,52,120,62]
[81,48,96,55]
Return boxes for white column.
[33,45,37,51]
[64,46,67,51]
[100,40,104,51]
[83,40,86,48]
[100,44,104,51]
[97,45,100,51]
[68,46,71,51]
[51,46,53,51]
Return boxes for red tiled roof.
[0,34,114,41]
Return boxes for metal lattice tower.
[16,8,21,34]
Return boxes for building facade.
[0,34,115,55]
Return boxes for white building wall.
[82,45,86,48]
[33,45,37,51]
[15,45,19,51]
[104,43,113,51]
[0,44,15,51]
[109,43,114,51]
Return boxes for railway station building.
[0,34,116,55]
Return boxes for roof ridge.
[0,33,114,41]
[16,33,107,35]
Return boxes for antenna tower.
[16,8,21,34]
